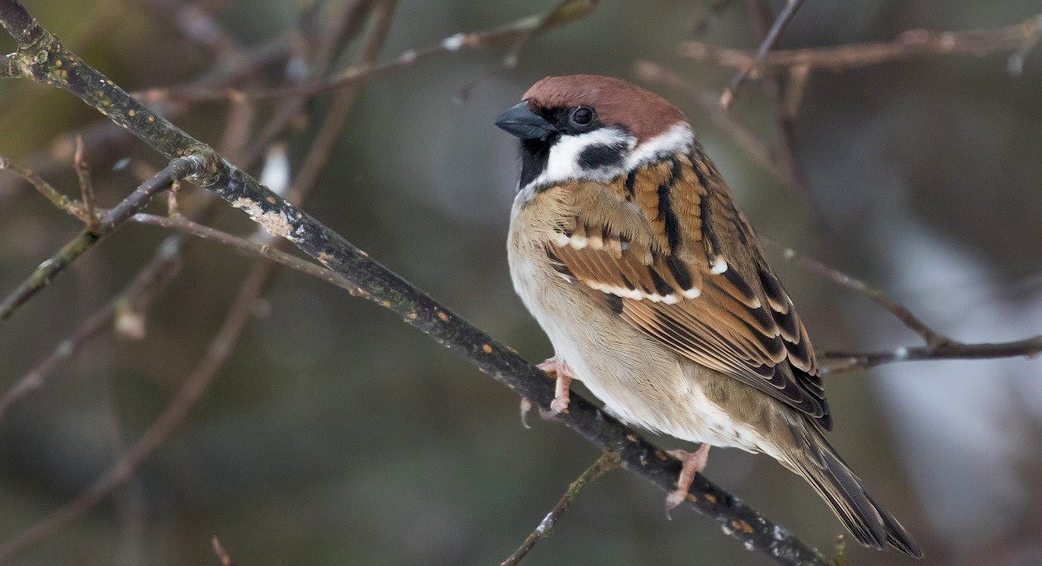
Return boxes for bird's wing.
[544,150,831,429]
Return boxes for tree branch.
[764,239,951,347]
[822,336,1042,373]
[681,13,1042,73]
[0,249,274,563]
[634,61,796,186]
[501,451,621,566]
[719,0,804,108]
[0,1,825,563]
[137,0,601,103]
[763,239,1042,373]
[0,157,202,320]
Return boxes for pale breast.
[507,191,768,453]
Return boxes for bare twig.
[764,239,1042,373]
[0,0,371,425]
[822,336,1042,374]
[211,536,237,566]
[138,1,600,103]
[73,135,100,232]
[0,2,824,563]
[763,239,951,348]
[131,213,362,294]
[0,256,274,563]
[635,62,796,186]
[501,0,599,68]
[682,13,1042,73]
[0,155,91,221]
[0,235,183,423]
[501,451,621,566]
[720,0,804,108]
[0,157,203,321]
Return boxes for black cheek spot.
[578,143,625,169]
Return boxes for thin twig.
[0,257,275,563]
[822,336,1042,374]
[136,0,245,61]
[764,239,951,347]
[137,1,600,103]
[635,62,795,186]
[0,155,90,221]
[0,157,202,321]
[720,0,804,109]
[681,13,1042,73]
[0,235,183,423]
[211,536,237,566]
[500,451,621,566]
[73,135,100,232]
[131,213,362,294]
[763,239,1042,372]
[501,0,599,68]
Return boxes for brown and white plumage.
[497,75,922,557]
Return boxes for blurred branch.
[73,136,100,232]
[745,0,809,205]
[501,451,621,566]
[135,0,245,61]
[0,236,183,424]
[681,13,1042,73]
[0,157,204,321]
[0,0,376,426]
[0,155,92,221]
[635,61,796,186]
[0,1,825,564]
[211,536,237,566]
[765,239,951,347]
[719,0,804,109]
[822,336,1042,373]
[501,0,599,67]
[129,214,361,294]
[0,252,275,563]
[140,0,601,103]
[0,35,292,201]
[764,239,1042,373]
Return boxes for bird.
[495,75,923,558]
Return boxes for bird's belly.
[511,259,766,453]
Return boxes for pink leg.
[537,356,576,414]
[665,444,711,509]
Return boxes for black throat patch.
[519,137,553,189]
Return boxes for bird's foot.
[665,444,711,510]
[537,356,576,415]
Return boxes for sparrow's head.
[495,75,693,192]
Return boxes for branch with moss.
[0,1,825,564]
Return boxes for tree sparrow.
[495,75,922,557]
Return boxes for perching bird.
[495,75,922,558]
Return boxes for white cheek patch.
[625,123,695,170]
[522,128,635,192]
[517,122,695,194]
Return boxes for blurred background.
[0,0,1040,564]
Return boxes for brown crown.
[522,75,686,142]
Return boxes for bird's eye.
[569,106,595,127]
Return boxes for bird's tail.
[781,426,924,558]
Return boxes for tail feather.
[785,430,924,558]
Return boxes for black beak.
[495,102,555,140]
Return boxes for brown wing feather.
[545,150,832,429]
